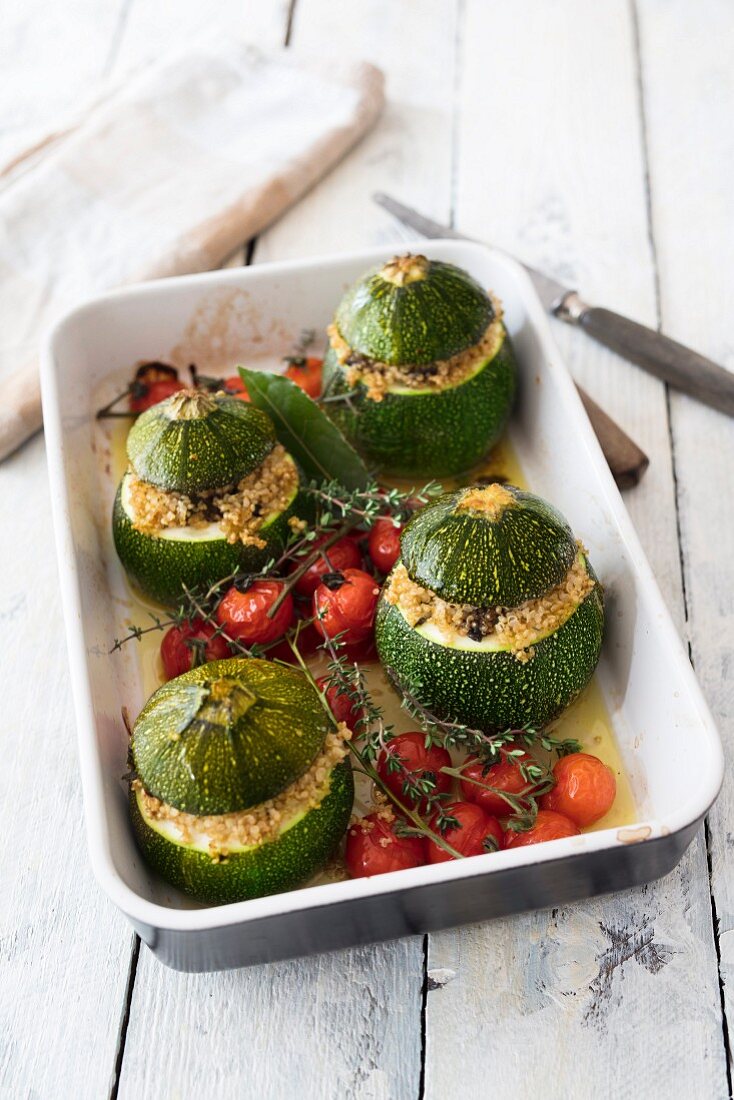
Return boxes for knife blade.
[374,193,734,417]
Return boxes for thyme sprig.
[285,627,464,859]
[305,479,441,529]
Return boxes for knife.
[374,193,734,418]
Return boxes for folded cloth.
[0,42,385,460]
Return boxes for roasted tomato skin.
[504,809,580,848]
[459,749,535,817]
[216,580,295,646]
[284,356,323,398]
[427,801,504,863]
[291,534,362,597]
[160,619,231,680]
[128,363,185,413]
[376,731,452,810]
[345,813,426,877]
[316,675,364,730]
[368,518,402,574]
[313,568,380,645]
[540,752,617,827]
[222,375,250,402]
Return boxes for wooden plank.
[116,3,459,1097]
[424,3,728,1096]
[0,5,145,1098]
[120,939,423,1100]
[636,0,734,1076]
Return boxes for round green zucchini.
[375,565,604,732]
[112,458,310,606]
[335,254,494,364]
[132,658,333,814]
[130,759,353,904]
[400,484,577,607]
[127,389,276,494]
[322,337,516,479]
[322,254,516,477]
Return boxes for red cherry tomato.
[368,518,402,574]
[222,375,250,402]
[376,731,452,810]
[316,675,364,730]
[427,801,503,863]
[460,749,536,817]
[216,580,295,646]
[504,809,580,848]
[540,752,617,827]
[129,377,185,413]
[160,618,231,680]
[291,534,363,597]
[313,568,380,646]
[345,813,426,877]
[284,356,323,398]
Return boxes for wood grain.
[424,3,728,1096]
[637,0,734,1081]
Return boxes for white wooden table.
[2,2,732,1097]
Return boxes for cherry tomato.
[376,731,452,810]
[222,375,250,402]
[427,801,503,863]
[459,748,536,817]
[540,752,617,827]
[291,534,363,597]
[129,363,186,412]
[160,618,231,680]
[345,812,426,877]
[313,568,380,646]
[284,356,323,399]
[368,518,402,574]
[316,675,364,730]
[216,580,295,646]
[504,809,580,848]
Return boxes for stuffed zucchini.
[375,484,604,731]
[129,658,354,904]
[113,389,311,605]
[322,254,516,477]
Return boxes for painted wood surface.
[1,1,732,1097]
[637,0,734,1064]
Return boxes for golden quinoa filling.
[126,444,298,548]
[385,547,595,663]
[327,294,505,402]
[134,724,351,860]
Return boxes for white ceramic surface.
[41,240,723,942]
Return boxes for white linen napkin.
[0,41,385,460]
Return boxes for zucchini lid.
[131,658,332,815]
[400,484,578,607]
[127,389,276,495]
[335,254,495,366]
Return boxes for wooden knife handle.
[575,384,649,490]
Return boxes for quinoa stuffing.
[126,444,299,547]
[385,547,595,662]
[134,724,352,859]
[327,293,505,402]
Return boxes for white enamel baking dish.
[42,240,724,972]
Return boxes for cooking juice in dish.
[99,376,634,883]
